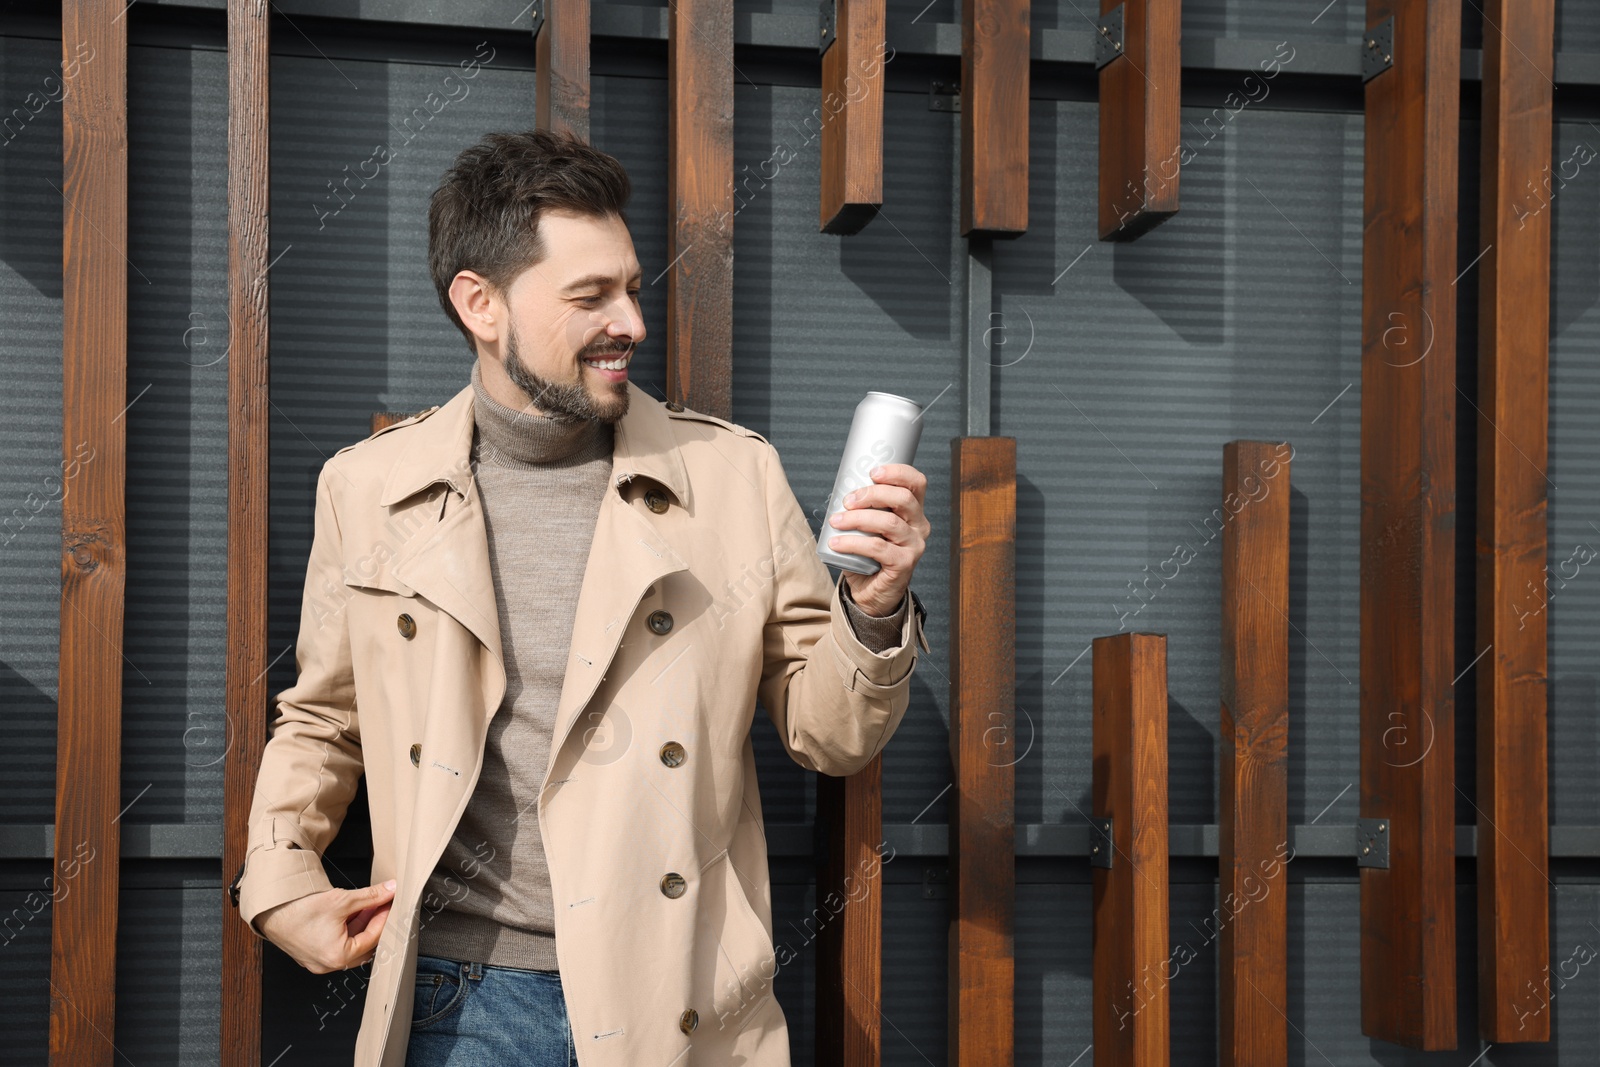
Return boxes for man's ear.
[449,270,500,345]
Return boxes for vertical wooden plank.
[1092,632,1169,1067]
[819,0,886,235]
[222,3,269,1065]
[814,759,883,1067]
[666,0,733,419]
[52,1,128,1064]
[1218,441,1291,1067]
[534,0,591,142]
[1476,0,1554,1044]
[1359,0,1460,1049]
[960,0,1029,236]
[1098,0,1181,240]
[947,436,1016,1067]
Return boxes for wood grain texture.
[52,2,128,1064]
[1218,441,1292,1067]
[666,0,733,419]
[1359,0,1461,1049]
[947,436,1016,1066]
[1098,0,1181,240]
[223,2,270,1064]
[535,0,591,142]
[819,0,886,234]
[1092,633,1169,1067]
[1476,0,1553,1044]
[960,0,1029,236]
[814,758,884,1067]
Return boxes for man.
[231,128,931,1067]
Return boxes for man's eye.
[577,295,601,306]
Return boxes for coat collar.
[378,377,693,511]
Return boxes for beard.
[502,321,630,424]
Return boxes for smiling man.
[231,128,931,1067]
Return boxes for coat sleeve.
[233,460,365,937]
[755,439,929,777]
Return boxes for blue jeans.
[405,954,578,1066]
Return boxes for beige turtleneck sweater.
[416,361,910,971]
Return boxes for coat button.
[660,872,686,898]
[397,613,416,639]
[644,488,669,514]
[647,610,674,635]
[665,400,684,412]
[659,741,686,768]
[679,1008,699,1034]
[410,743,421,767]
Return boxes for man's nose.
[609,301,645,344]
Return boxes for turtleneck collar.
[469,359,614,469]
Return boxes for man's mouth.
[582,348,632,372]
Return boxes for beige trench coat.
[232,379,929,1066]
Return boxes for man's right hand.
[257,879,397,974]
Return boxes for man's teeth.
[583,353,630,370]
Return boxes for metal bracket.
[1095,4,1126,70]
[1089,818,1115,869]
[1356,817,1391,869]
[921,865,949,900]
[929,79,960,112]
[529,0,545,38]
[819,0,836,55]
[1362,16,1394,82]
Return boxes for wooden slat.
[222,2,271,1065]
[534,0,591,142]
[1098,0,1181,240]
[1359,0,1461,1049]
[666,0,733,419]
[1092,632,1169,1067]
[819,0,886,234]
[814,759,883,1066]
[947,436,1016,1066]
[1476,0,1554,1044]
[52,1,128,1063]
[1218,441,1291,1067]
[959,0,1029,236]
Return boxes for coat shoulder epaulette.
[661,400,769,446]
[333,404,442,458]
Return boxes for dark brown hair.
[428,128,632,348]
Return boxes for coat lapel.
[378,376,695,768]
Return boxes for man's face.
[493,209,645,423]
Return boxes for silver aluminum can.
[815,391,924,576]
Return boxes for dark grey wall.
[2,0,1599,1063]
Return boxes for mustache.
[582,342,634,357]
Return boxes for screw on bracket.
[1362,16,1394,82]
[1095,4,1126,70]
[1356,817,1391,869]
[1089,818,1114,869]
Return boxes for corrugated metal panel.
[1556,0,1600,54]
[0,863,56,1062]
[1549,117,1600,827]
[730,81,964,827]
[992,100,1364,827]
[114,881,224,1063]
[0,34,65,826]
[122,43,233,825]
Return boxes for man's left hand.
[827,462,931,617]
